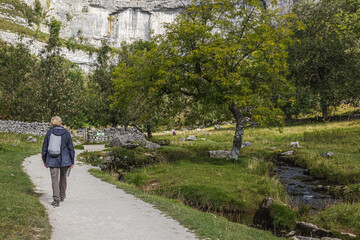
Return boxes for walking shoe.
[60,196,66,202]
[51,201,60,207]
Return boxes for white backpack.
[48,133,62,157]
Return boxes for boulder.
[253,198,274,230]
[290,142,301,148]
[186,135,197,141]
[209,150,231,158]
[144,141,161,149]
[296,222,319,236]
[109,136,139,149]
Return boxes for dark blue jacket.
[42,126,75,167]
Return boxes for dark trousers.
[50,167,69,202]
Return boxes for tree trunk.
[227,103,245,160]
[147,123,152,139]
[321,99,329,121]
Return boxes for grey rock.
[286,231,296,237]
[269,147,278,150]
[292,236,319,240]
[290,142,301,148]
[296,222,319,236]
[27,136,37,142]
[201,138,206,141]
[144,141,161,149]
[109,136,139,149]
[281,150,294,156]
[179,137,185,141]
[241,142,251,148]
[253,198,274,230]
[186,135,197,141]
[340,232,357,238]
[214,125,222,130]
[321,238,341,240]
[208,150,230,158]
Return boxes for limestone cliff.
[0,0,298,71]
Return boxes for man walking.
[42,116,75,207]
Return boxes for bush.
[78,151,104,166]
[270,202,297,233]
[151,138,170,146]
[74,144,84,150]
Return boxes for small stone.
[286,231,296,237]
[241,142,252,148]
[290,142,301,148]
[326,151,334,157]
[179,137,185,141]
[292,236,319,240]
[281,150,294,156]
[201,138,206,141]
[340,232,357,238]
[269,147,277,150]
[214,125,222,130]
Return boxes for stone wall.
[0,120,146,143]
[87,127,146,143]
[0,120,51,136]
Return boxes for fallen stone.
[290,142,301,148]
[186,135,197,141]
[281,150,294,156]
[208,150,230,158]
[253,198,274,230]
[144,141,161,149]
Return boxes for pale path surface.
[23,145,197,240]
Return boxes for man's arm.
[41,133,49,165]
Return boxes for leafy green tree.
[160,0,293,159]
[288,0,360,120]
[0,43,37,120]
[33,19,85,126]
[112,40,170,138]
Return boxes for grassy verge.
[89,168,281,240]
[0,133,51,239]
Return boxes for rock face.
[0,0,299,71]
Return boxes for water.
[274,164,340,210]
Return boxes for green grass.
[89,169,282,240]
[309,203,360,237]
[0,133,51,240]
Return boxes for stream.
[274,164,340,210]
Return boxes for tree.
[112,40,170,138]
[288,0,360,120]
[34,19,85,126]
[159,0,293,159]
[0,43,36,120]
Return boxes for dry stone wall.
[0,120,51,136]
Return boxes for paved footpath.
[23,145,197,240]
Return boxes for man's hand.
[43,163,48,168]
[70,165,74,169]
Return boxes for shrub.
[270,202,297,233]
[74,144,84,150]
